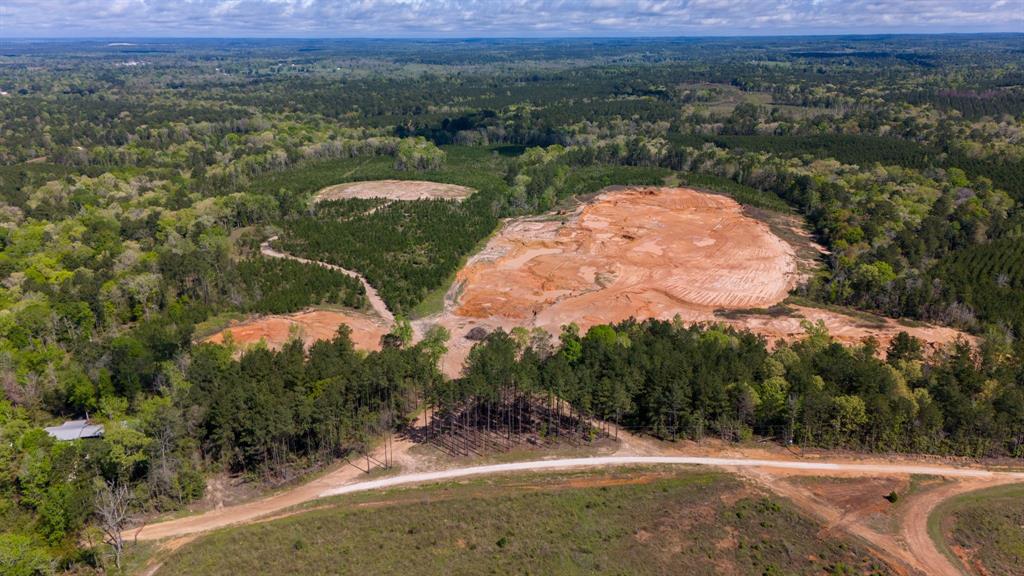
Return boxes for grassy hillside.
[158,468,890,576]
[931,483,1024,576]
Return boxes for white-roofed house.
[43,419,105,441]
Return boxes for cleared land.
[430,186,799,373]
[313,179,475,202]
[454,186,799,322]
[204,185,971,371]
[202,309,388,352]
[155,468,892,576]
[426,186,969,375]
[722,303,970,356]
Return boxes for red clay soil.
[453,186,799,324]
[203,309,388,353]
[203,186,971,375]
[427,186,971,376]
[724,304,971,356]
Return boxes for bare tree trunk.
[97,480,132,570]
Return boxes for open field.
[314,179,476,202]
[154,467,892,576]
[929,483,1024,576]
[201,308,388,353]
[132,419,1024,576]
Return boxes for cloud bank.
[1,0,1021,37]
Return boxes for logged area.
[202,309,388,352]
[314,179,476,202]
[156,468,891,576]
[430,185,970,374]
[454,186,799,324]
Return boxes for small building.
[44,420,105,441]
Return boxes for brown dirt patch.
[453,186,799,324]
[202,309,388,353]
[723,304,973,356]
[428,186,799,374]
[314,179,475,202]
[788,476,908,527]
[421,186,971,376]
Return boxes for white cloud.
[0,0,1020,37]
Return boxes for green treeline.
[277,195,500,314]
[679,133,1024,200]
[932,239,1024,334]
[186,328,439,473]
[455,320,1024,458]
[0,326,440,568]
[675,172,790,212]
[236,258,367,314]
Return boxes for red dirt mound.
[203,309,388,353]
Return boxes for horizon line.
[3,31,1023,42]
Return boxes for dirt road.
[314,456,1022,497]
[135,450,1022,542]
[131,437,415,541]
[897,476,1022,576]
[260,236,394,325]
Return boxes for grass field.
[157,468,890,576]
[928,483,1024,576]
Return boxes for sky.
[0,0,1021,38]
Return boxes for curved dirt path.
[132,436,414,542]
[900,477,1022,576]
[260,236,394,325]
[313,456,1022,497]
[135,451,1023,544]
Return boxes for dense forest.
[1,35,1023,574]
[452,320,1024,457]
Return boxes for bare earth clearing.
[201,185,971,369]
[424,186,971,375]
[313,179,475,202]
[724,304,970,357]
[455,186,799,324]
[202,309,387,352]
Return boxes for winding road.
[315,456,1024,498]
[260,236,394,325]
[135,436,1023,576]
